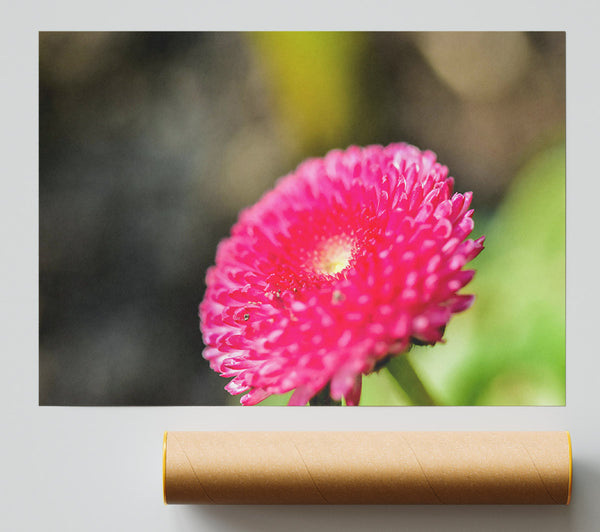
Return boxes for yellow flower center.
[309,235,354,276]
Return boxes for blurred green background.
[39,32,565,405]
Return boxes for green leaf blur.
[380,143,566,405]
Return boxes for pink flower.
[199,143,484,405]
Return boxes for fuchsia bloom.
[199,143,484,405]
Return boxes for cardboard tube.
[163,431,572,505]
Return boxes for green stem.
[386,354,439,406]
[309,384,342,406]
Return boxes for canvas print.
[39,32,565,406]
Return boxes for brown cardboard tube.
[163,431,572,505]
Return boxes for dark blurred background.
[39,32,565,405]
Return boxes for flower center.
[308,235,354,276]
